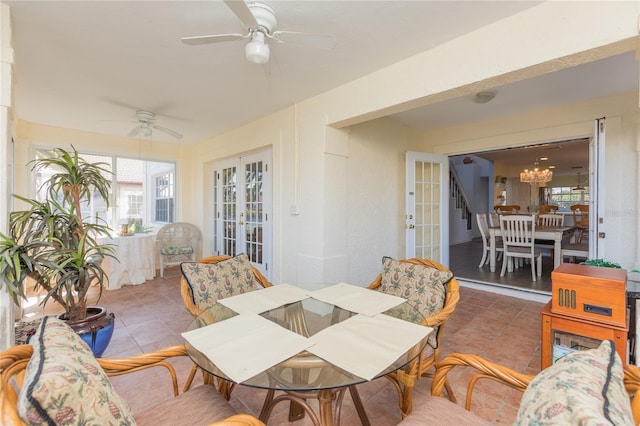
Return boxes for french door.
[212,150,272,278]
[405,152,449,266]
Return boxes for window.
[548,186,589,210]
[33,148,175,232]
[154,172,174,223]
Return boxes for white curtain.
[506,178,534,212]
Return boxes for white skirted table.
[99,234,156,290]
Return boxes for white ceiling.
[5,0,638,174]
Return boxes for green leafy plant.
[580,259,621,269]
[0,146,115,321]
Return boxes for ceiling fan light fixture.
[140,126,152,137]
[245,32,270,64]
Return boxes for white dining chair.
[538,213,564,227]
[499,215,543,281]
[476,213,503,268]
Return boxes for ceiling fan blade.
[153,125,183,139]
[128,126,142,137]
[224,0,260,30]
[181,33,247,45]
[271,31,336,50]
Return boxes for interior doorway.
[448,138,590,294]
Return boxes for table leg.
[318,389,335,426]
[554,234,562,269]
[489,231,496,272]
[348,386,371,426]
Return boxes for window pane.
[33,149,175,232]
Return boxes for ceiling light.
[245,32,270,65]
[473,91,496,104]
[520,158,553,185]
[573,172,586,191]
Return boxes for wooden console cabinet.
[541,301,628,369]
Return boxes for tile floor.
[21,266,545,425]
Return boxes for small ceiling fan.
[128,110,183,139]
[181,0,336,66]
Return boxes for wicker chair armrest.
[625,364,640,423]
[1,345,34,426]
[432,353,534,410]
[97,345,188,397]
[209,414,265,426]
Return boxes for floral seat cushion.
[180,253,261,311]
[161,246,194,255]
[17,317,136,426]
[516,339,633,425]
[378,257,453,348]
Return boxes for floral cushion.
[180,253,261,310]
[516,340,633,425]
[378,257,453,348]
[18,317,136,426]
[161,246,194,255]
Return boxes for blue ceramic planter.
[57,306,115,358]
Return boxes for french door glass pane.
[222,166,237,256]
[245,161,263,263]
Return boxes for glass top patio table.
[184,297,428,392]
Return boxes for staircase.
[449,164,473,245]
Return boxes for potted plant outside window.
[0,146,116,356]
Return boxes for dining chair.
[488,212,500,228]
[535,213,565,259]
[476,213,503,267]
[499,215,543,281]
[538,213,564,227]
[537,205,557,214]
[155,222,202,277]
[570,204,589,243]
[560,242,589,263]
[368,258,460,417]
[179,254,272,399]
[494,205,521,214]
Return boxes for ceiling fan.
[181,0,336,66]
[128,110,183,139]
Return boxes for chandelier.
[520,159,553,184]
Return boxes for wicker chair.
[180,255,272,398]
[0,344,264,426]
[398,348,640,425]
[156,222,202,278]
[180,255,272,317]
[367,258,460,418]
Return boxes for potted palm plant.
[0,146,116,356]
